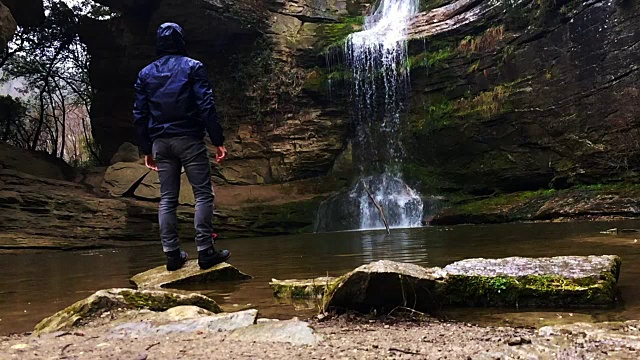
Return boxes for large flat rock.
[270,276,338,299]
[131,261,252,289]
[323,260,447,314]
[228,320,321,346]
[109,309,258,338]
[441,255,622,308]
[34,288,221,335]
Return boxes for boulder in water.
[34,288,221,334]
[270,277,339,299]
[323,260,447,314]
[441,255,621,308]
[321,256,622,314]
[131,261,252,290]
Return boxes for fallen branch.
[389,347,422,355]
[362,182,391,234]
[60,343,72,355]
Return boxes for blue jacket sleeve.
[192,62,225,147]
[133,73,153,155]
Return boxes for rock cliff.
[403,0,640,196]
[15,0,640,232]
[81,0,368,185]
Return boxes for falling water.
[345,0,424,230]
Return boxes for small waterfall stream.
[316,0,425,232]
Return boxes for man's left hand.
[145,155,159,171]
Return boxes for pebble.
[10,344,29,350]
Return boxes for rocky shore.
[1,255,634,359]
[3,313,640,359]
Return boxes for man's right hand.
[215,146,227,164]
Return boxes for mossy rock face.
[34,288,221,334]
[323,260,447,314]
[270,277,339,299]
[131,261,252,290]
[441,256,622,308]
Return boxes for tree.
[0,0,99,164]
[0,95,27,144]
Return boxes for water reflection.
[1,220,640,335]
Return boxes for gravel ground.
[1,315,639,359]
[0,315,532,360]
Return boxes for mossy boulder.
[34,288,221,334]
[441,255,622,308]
[131,261,252,290]
[270,277,339,299]
[319,256,622,315]
[323,260,447,314]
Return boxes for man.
[133,22,230,271]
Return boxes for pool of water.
[1,220,640,335]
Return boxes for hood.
[156,23,187,57]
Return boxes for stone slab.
[131,261,252,290]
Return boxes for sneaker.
[198,246,230,270]
[165,249,188,271]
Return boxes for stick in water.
[363,181,391,234]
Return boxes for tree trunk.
[30,89,46,151]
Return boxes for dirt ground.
[0,318,528,360]
[3,314,638,360]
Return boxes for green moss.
[271,277,339,299]
[468,60,481,74]
[576,183,640,193]
[321,275,347,311]
[442,272,617,308]
[456,189,556,214]
[316,16,365,53]
[302,68,351,93]
[413,101,454,130]
[407,47,454,70]
[456,85,513,119]
[458,26,506,55]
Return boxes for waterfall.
[316,0,424,232]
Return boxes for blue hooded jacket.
[133,23,224,155]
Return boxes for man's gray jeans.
[152,136,214,252]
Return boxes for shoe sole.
[198,253,231,270]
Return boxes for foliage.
[408,47,453,70]
[0,95,28,144]
[1,0,100,164]
[455,85,513,118]
[458,26,505,54]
